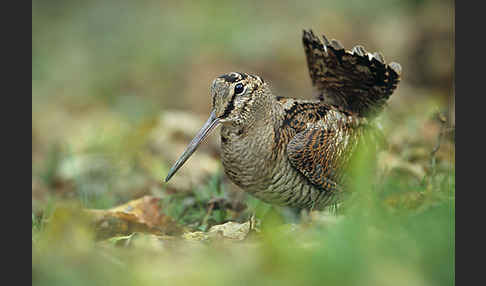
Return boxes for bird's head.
[165,72,270,182]
[210,72,267,125]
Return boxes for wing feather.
[287,125,356,192]
[302,29,401,118]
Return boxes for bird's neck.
[224,94,279,132]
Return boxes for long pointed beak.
[165,111,220,182]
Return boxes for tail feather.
[302,29,401,118]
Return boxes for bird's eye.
[234,83,245,95]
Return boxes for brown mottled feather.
[288,127,341,191]
[167,30,401,210]
[302,29,401,118]
[285,106,364,193]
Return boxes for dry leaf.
[85,196,183,240]
[378,151,426,179]
[207,221,251,240]
[181,221,252,242]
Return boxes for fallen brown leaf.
[85,196,183,240]
[182,221,253,242]
[378,151,426,179]
[207,221,251,240]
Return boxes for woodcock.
[165,29,401,210]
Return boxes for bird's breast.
[220,124,278,191]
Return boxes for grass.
[32,181,454,286]
[32,138,454,285]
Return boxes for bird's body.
[220,97,366,209]
[165,30,401,210]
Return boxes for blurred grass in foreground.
[32,142,454,286]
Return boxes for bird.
[165,29,401,210]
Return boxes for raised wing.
[302,29,402,118]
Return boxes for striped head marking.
[211,72,265,124]
[165,72,265,182]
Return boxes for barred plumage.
[165,30,401,210]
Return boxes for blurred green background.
[32,0,454,285]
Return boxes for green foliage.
[161,173,230,230]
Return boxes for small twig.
[249,213,255,230]
[200,202,215,229]
[431,112,447,156]
[429,110,448,187]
